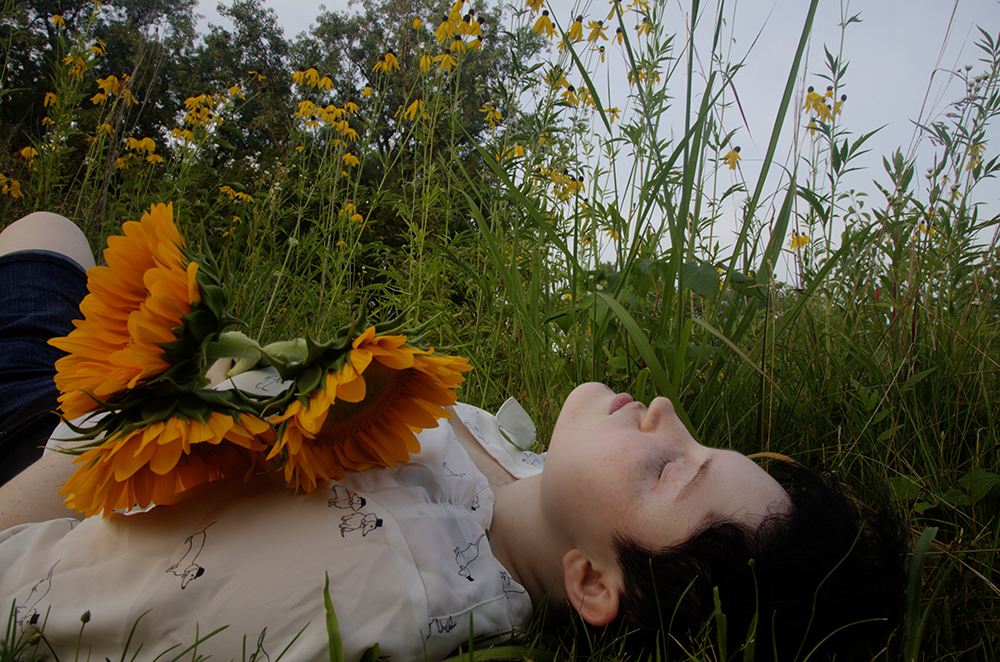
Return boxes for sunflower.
[49,203,202,420]
[60,412,276,517]
[270,326,471,492]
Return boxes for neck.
[488,474,567,610]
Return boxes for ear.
[562,549,622,627]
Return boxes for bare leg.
[0,212,95,269]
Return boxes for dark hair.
[548,461,909,661]
[610,461,909,661]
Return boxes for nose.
[642,397,703,445]
[640,396,677,431]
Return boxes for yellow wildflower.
[546,65,569,88]
[229,85,245,99]
[629,0,650,10]
[374,51,400,74]
[803,86,825,115]
[533,10,555,38]
[97,75,121,95]
[607,0,622,20]
[64,56,87,80]
[20,146,38,160]
[833,94,847,116]
[615,27,624,44]
[351,212,364,223]
[91,92,108,105]
[967,142,984,171]
[470,16,484,38]
[1,174,22,198]
[44,92,57,107]
[436,16,455,44]
[526,0,544,11]
[587,20,607,42]
[594,45,606,62]
[413,18,423,29]
[480,103,503,129]
[97,122,113,136]
[88,38,106,56]
[343,151,360,167]
[170,127,194,142]
[789,230,808,250]
[295,99,317,119]
[824,85,834,99]
[637,17,653,35]
[420,52,433,72]
[434,50,458,73]
[363,84,374,97]
[402,99,424,121]
[723,146,741,170]
[568,16,584,41]
[561,85,578,105]
[459,13,473,36]
[451,35,467,55]
[468,37,482,52]
[50,14,65,28]
[607,107,621,123]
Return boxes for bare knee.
[0,212,95,269]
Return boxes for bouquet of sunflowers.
[48,203,471,517]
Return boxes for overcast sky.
[194,0,1000,266]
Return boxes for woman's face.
[540,383,790,566]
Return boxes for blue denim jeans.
[0,250,88,420]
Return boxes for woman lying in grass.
[0,212,908,662]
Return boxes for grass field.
[1,0,998,659]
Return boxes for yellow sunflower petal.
[49,203,202,418]
[273,329,471,491]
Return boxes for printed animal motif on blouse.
[166,523,215,589]
[15,562,57,628]
[454,533,486,582]
[328,484,366,511]
[442,462,466,478]
[339,512,382,537]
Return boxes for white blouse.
[0,377,545,662]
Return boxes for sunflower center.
[314,360,412,446]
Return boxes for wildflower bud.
[81,610,91,623]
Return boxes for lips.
[608,392,635,414]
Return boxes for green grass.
[1,0,999,659]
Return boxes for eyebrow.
[677,456,713,501]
